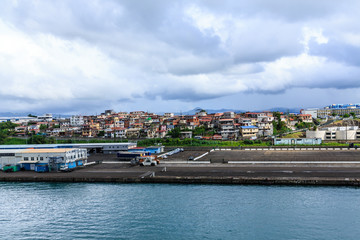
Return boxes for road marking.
[228,161,360,164]
[139,171,155,178]
[162,161,210,164]
[101,161,130,164]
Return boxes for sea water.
[0,182,360,240]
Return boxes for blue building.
[128,146,164,154]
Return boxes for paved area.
[3,163,360,180]
[1,150,360,184]
[201,150,360,162]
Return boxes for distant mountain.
[173,108,243,115]
[0,112,71,118]
[171,108,246,115]
[0,112,37,117]
[172,107,301,115]
[265,107,301,114]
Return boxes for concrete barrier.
[194,152,209,161]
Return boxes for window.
[31,157,34,161]
[24,157,29,161]
[40,157,44,161]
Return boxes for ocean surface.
[0,183,360,240]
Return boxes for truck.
[138,156,159,166]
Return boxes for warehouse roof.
[19,148,76,153]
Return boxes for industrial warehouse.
[0,142,138,172]
[0,142,137,154]
[0,148,87,172]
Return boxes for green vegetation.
[27,121,37,126]
[272,112,292,135]
[27,135,56,144]
[137,138,270,147]
[343,113,350,118]
[0,122,18,144]
[167,128,181,138]
[295,121,313,129]
[0,136,357,147]
[3,137,27,145]
[193,126,206,136]
[281,132,304,138]
[320,142,349,146]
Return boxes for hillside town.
[1,103,360,142]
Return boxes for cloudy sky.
[0,0,359,114]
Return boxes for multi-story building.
[257,119,273,137]
[240,126,259,139]
[218,119,238,140]
[306,126,360,140]
[70,115,84,126]
[298,114,313,123]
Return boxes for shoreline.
[1,173,360,186]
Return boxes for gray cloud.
[0,0,360,113]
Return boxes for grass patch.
[3,138,27,145]
[281,132,305,138]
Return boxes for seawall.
[1,175,360,186]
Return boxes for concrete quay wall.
[1,175,360,187]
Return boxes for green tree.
[167,127,181,138]
[0,122,18,130]
[272,112,291,135]
[0,130,8,144]
[40,124,48,131]
[193,126,206,136]
[343,113,350,118]
[295,121,313,129]
[350,112,356,118]
[97,130,105,137]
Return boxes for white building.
[0,148,87,171]
[164,113,175,118]
[37,114,53,122]
[306,126,360,140]
[300,109,318,119]
[70,115,84,126]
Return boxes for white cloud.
[301,27,328,53]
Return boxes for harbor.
[1,148,360,186]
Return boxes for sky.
[0,0,360,115]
